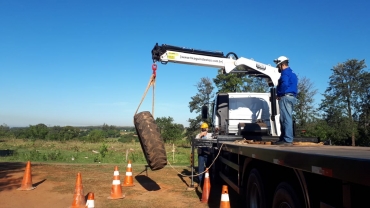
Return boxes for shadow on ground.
[0,162,47,192]
[135,175,160,191]
[33,179,47,187]
[177,168,199,188]
[0,162,27,192]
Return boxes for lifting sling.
[134,63,157,117]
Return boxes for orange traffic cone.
[220,185,231,208]
[108,166,125,199]
[201,168,211,203]
[17,161,36,191]
[70,172,86,208]
[123,160,134,187]
[85,192,95,208]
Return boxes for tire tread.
[134,111,167,170]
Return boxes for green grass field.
[0,138,196,165]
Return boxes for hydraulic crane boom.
[151,43,280,87]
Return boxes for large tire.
[245,169,267,208]
[134,111,167,171]
[272,182,301,208]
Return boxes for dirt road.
[0,162,241,208]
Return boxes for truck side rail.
[220,142,370,187]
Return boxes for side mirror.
[201,105,208,119]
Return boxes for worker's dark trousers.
[198,153,208,186]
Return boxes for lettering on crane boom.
[168,52,179,60]
[179,55,223,63]
[256,63,266,70]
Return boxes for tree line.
[0,119,185,144]
[0,123,134,142]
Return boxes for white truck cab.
[211,92,281,137]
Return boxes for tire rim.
[278,202,292,208]
[249,183,261,208]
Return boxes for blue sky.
[1,0,369,127]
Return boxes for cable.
[225,52,238,60]
[166,143,225,177]
[134,64,157,117]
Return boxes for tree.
[320,59,368,146]
[87,129,105,143]
[46,126,63,141]
[43,125,80,141]
[11,127,29,139]
[294,76,318,134]
[156,117,173,133]
[303,119,332,141]
[60,126,80,141]
[28,123,49,140]
[357,72,370,146]
[213,71,247,93]
[101,123,120,138]
[155,116,184,143]
[213,69,269,93]
[0,124,11,138]
[187,77,215,140]
[242,77,270,93]
[102,123,110,132]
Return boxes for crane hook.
[152,63,157,77]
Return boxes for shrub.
[94,143,108,162]
[118,133,138,143]
[87,130,105,143]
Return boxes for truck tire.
[272,182,301,208]
[245,169,267,208]
[134,111,167,171]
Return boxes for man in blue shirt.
[273,56,298,145]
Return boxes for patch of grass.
[0,138,196,165]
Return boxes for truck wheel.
[272,182,301,208]
[245,169,267,208]
[134,111,167,171]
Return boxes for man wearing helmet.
[273,56,298,145]
[196,122,212,187]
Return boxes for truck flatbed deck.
[220,142,370,186]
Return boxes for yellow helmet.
[201,122,208,129]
